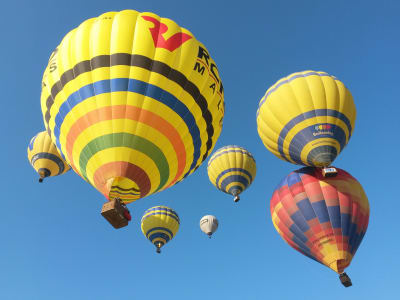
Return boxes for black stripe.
[44,53,216,161]
[111,185,140,192]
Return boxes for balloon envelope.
[200,215,218,237]
[27,131,70,182]
[207,145,256,201]
[257,71,356,167]
[141,206,180,252]
[270,167,369,274]
[40,10,224,203]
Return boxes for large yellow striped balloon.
[40,10,224,203]
[27,131,70,182]
[257,71,356,167]
[141,206,180,253]
[207,145,256,202]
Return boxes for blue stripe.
[291,234,313,258]
[208,146,255,166]
[148,232,170,243]
[297,198,316,221]
[278,112,352,162]
[52,78,201,177]
[327,205,341,229]
[348,222,359,253]
[341,213,351,236]
[288,124,346,165]
[289,224,308,244]
[30,152,65,175]
[215,168,253,187]
[142,212,180,224]
[257,71,336,112]
[312,200,330,223]
[146,227,174,239]
[287,171,302,187]
[351,230,366,255]
[220,175,249,192]
[143,206,179,221]
[291,210,310,233]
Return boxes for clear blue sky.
[2,0,399,299]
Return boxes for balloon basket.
[322,167,337,178]
[339,273,352,287]
[101,198,130,229]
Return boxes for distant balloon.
[27,131,70,182]
[207,145,256,202]
[270,167,369,286]
[257,71,356,167]
[40,10,224,204]
[200,215,218,238]
[141,206,180,253]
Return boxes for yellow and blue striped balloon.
[141,206,180,253]
[207,145,256,202]
[27,131,70,182]
[40,10,224,203]
[257,70,356,167]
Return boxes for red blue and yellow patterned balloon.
[270,167,369,282]
[40,10,224,203]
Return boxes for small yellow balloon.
[27,131,70,182]
[207,145,256,202]
[141,206,180,253]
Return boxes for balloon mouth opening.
[329,258,350,274]
[106,177,141,203]
[311,153,335,167]
[38,168,51,183]
[308,145,338,167]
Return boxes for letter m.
[194,62,205,75]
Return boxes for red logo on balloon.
[142,16,192,52]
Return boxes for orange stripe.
[65,105,186,186]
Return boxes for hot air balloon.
[39,10,224,225]
[257,71,356,174]
[27,131,70,182]
[207,145,256,202]
[270,167,369,287]
[141,206,180,253]
[200,215,218,238]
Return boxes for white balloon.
[200,215,219,238]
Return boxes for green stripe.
[79,132,169,192]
